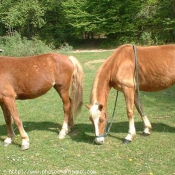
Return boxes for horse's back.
[0,53,74,99]
[110,44,175,92]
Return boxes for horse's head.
[86,102,108,144]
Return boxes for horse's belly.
[139,77,175,92]
[16,82,54,100]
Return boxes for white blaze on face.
[89,103,101,136]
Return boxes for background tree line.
[0,0,175,49]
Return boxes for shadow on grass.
[0,121,174,145]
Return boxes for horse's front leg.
[1,103,15,146]
[3,97,29,150]
[58,90,72,139]
[123,87,136,144]
[134,92,152,136]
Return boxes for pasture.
[0,50,175,175]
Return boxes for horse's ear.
[98,104,103,111]
[85,104,91,109]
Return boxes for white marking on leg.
[4,137,13,146]
[21,139,30,150]
[125,134,133,141]
[58,121,69,139]
[125,117,136,141]
[20,132,30,150]
[62,121,69,131]
[143,128,150,134]
[142,116,151,134]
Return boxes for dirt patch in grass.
[84,59,105,69]
[72,49,114,53]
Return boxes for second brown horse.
[86,44,175,144]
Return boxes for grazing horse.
[0,53,83,150]
[86,44,175,144]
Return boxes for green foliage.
[0,0,175,48]
[138,0,175,44]
[140,32,154,45]
[0,0,45,37]
[62,0,141,39]
[58,43,73,55]
[0,32,53,56]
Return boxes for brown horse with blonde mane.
[0,53,83,150]
[86,44,175,144]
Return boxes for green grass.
[0,51,175,175]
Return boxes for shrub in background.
[0,32,53,57]
[58,43,73,55]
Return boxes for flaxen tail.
[69,56,84,119]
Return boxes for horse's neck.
[91,64,111,107]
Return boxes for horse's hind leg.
[1,103,15,146]
[134,92,152,136]
[3,97,29,150]
[54,87,72,139]
[123,87,136,143]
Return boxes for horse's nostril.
[95,140,104,145]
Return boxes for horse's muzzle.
[94,137,105,145]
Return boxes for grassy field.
[0,51,175,175]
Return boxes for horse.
[0,53,83,150]
[86,44,175,144]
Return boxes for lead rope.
[105,90,119,136]
[133,45,145,116]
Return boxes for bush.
[139,32,155,46]
[58,42,73,55]
[0,32,53,56]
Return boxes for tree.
[1,0,175,47]
[0,0,45,37]
[62,0,142,41]
[155,0,175,43]
[137,0,175,44]
[61,0,91,39]
[39,0,68,46]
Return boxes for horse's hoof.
[21,140,29,150]
[123,139,131,145]
[58,129,67,139]
[58,134,66,139]
[142,132,150,137]
[4,137,13,147]
[4,142,10,147]
[58,132,66,139]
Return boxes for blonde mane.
[90,55,113,104]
